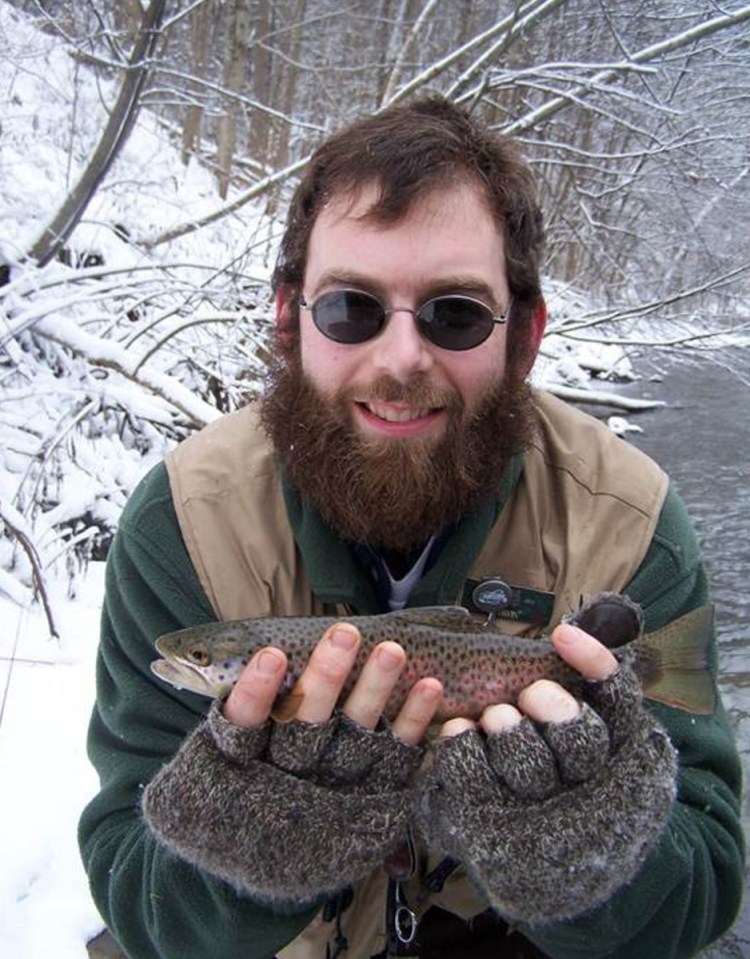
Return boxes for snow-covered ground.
[0,564,104,957]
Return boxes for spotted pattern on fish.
[151,596,716,719]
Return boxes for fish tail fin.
[639,605,716,714]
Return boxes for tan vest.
[166,390,668,958]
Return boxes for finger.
[222,647,288,728]
[552,623,618,681]
[439,716,476,738]
[480,702,523,736]
[390,678,444,746]
[342,641,406,730]
[543,703,610,784]
[291,623,361,724]
[518,679,581,724]
[486,717,559,800]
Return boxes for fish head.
[152,632,244,698]
[158,634,213,667]
[150,656,222,697]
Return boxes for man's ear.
[520,296,547,378]
[275,285,296,350]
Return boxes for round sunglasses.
[300,289,509,352]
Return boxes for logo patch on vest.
[463,578,555,626]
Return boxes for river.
[607,346,748,959]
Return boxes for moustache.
[344,375,464,414]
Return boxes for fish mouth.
[151,658,215,696]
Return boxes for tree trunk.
[181,1,214,165]
[216,0,253,199]
[26,0,169,268]
[247,0,273,169]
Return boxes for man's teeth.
[365,401,430,423]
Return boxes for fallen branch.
[34,314,221,428]
[545,383,665,411]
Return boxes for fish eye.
[187,644,211,667]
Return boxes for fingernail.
[375,642,404,670]
[482,703,522,734]
[555,623,583,645]
[330,626,358,650]
[419,679,443,702]
[256,649,283,675]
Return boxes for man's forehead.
[303,176,508,302]
[317,176,493,229]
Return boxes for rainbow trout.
[151,594,716,719]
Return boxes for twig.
[0,498,59,638]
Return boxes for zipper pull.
[387,879,418,952]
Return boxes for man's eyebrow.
[423,275,500,303]
[311,269,378,295]
[310,270,501,306]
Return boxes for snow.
[0,565,104,958]
[0,5,746,957]
[0,7,263,952]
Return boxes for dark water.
[605,348,749,958]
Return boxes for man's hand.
[144,623,444,903]
[418,619,677,925]
[440,622,619,738]
[222,622,444,745]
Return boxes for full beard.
[260,353,536,553]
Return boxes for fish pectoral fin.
[271,688,305,723]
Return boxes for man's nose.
[369,308,434,380]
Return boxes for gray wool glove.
[417,657,678,925]
[142,701,422,905]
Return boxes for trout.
[151,594,716,719]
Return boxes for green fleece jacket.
[78,461,744,959]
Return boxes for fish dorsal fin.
[388,606,472,628]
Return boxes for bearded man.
[79,97,743,959]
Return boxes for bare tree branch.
[499,5,750,136]
[548,263,750,336]
[385,0,567,106]
[0,498,59,638]
[380,0,442,107]
[25,0,169,268]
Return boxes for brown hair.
[272,96,545,355]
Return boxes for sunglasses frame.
[299,288,510,352]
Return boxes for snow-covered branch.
[500,5,750,136]
[31,315,221,428]
[547,264,750,337]
[544,384,664,411]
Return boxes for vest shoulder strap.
[469,391,668,631]
[166,402,325,621]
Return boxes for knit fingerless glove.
[142,702,422,905]
[417,659,677,925]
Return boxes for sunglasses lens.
[311,290,384,344]
[419,297,495,350]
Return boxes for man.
[79,97,743,959]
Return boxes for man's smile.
[353,399,444,437]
